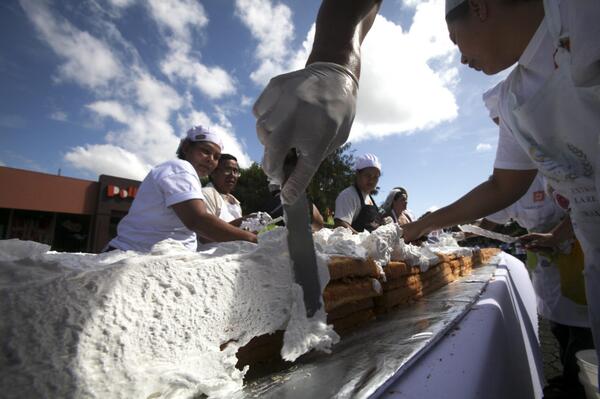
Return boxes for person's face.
[393,193,408,213]
[446,2,514,75]
[211,159,240,194]
[356,167,380,193]
[182,141,221,178]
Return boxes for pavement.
[539,316,563,383]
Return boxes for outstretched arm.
[254,0,383,205]
[172,200,257,243]
[307,0,383,77]
[403,168,537,241]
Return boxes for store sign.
[106,185,138,200]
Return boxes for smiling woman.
[106,126,256,252]
[202,154,244,224]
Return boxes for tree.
[233,143,355,216]
[233,162,271,214]
[307,143,355,215]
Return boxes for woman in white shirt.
[107,126,256,252]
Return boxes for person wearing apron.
[486,174,592,397]
[334,153,382,233]
[403,0,600,386]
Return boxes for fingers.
[262,145,287,186]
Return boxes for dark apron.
[351,185,381,233]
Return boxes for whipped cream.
[0,229,337,399]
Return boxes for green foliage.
[233,143,355,216]
[233,162,271,214]
[307,143,355,215]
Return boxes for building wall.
[0,167,140,253]
[0,166,98,215]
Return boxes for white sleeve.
[335,189,361,225]
[158,170,204,207]
[485,206,514,225]
[493,121,537,170]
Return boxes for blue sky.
[0,0,510,217]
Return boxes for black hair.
[218,153,237,164]
[445,1,469,22]
[176,138,191,160]
[208,153,239,182]
[446,0,540,23]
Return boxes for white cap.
[482,81,503,120]
[446,0,466,16]
[185,125,223,151]
[354,153,381,171]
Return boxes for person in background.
[381,187,414,226]
[334,153,382,233]
[202,154,244,226]
[107,126,256,252]
[484,175,592,398]
[403,0,600,367]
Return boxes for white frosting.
[0,228,338,399]
[0,226,476,399]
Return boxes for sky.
[0,0,511,217]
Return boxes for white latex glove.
[254,62,358,205]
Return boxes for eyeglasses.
[220,167,241,177]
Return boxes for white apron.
[218,197,242,223]
[500,0,600,374]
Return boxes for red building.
[0,166,140,253]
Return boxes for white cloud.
[426,205,439,213]
[146,0,208,40]
[235,0,295,85]
[143,0,236,100]
[476,143,493,152]
[49,111,68,122]
[18,0,258,178]
[160,43,236,99]
[86,101,129,124]
[240,0,459,143]
[107,0,136,8]
[64,144,152,180]
[348,0,459,141]
[20,0,122,89]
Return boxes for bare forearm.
[195,214,255,243]
[421,169,537,231]
[550,215,574,242]
[334,218,358,233]
[307,0,383,77]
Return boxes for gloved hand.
[254,62,358,205]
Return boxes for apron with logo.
[500,0,600,368]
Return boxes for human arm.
[334,218,359,234]
[254,0,383,205]
[311,204,325,232]
[402,168,537,242]
[519,215,575,253]
[172,199,257,243]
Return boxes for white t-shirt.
[493,16,553,172]
[109,159,205,252]
[202,184,242,223]
[334,185,374,225]
[486,174,562,233]
[486,174,588,327]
